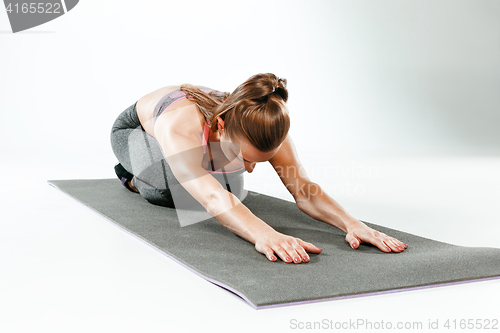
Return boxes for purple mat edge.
[48,182,500,310]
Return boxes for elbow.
[296,197,311,214]
[205,190,222,216]
[205,188,238,217]
[295,181,321,212]
[295,190,311,213]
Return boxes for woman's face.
[220,132,279,173]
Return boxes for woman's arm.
[269,134,408,253]
[154,105,321,263]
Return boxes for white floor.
[1,151,499,333]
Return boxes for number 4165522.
[5,2,62,14]
[444,319,499,330]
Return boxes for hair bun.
[245,73,289,103]
[272,87,286,101]
[271,77,288,102]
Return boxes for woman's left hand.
[345,220,408,253]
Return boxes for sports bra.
[153,87,245,175]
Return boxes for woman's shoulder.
[152,102,208,158]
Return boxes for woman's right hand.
[254,230,322,263]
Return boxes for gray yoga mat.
[48,179,500,309]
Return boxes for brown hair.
[180,73,290,152]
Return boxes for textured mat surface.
[48,179,500,309]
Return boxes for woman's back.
[134,85,244,173]
[136,85,206,138]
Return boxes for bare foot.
[128,180,139,193]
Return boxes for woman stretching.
[110,73,408,264]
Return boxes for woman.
[110,73,408,264]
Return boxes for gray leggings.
[110,102,245,209]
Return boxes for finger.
[345,232,361,249]
[390,238,408,250]
[394,238,409,249]
[281,244,302,264]
[273,246,293,263]
[290,240,310,263]
[368,236,392,252]
[361,230,395,252]
[385,238,403,252]
[385,237,408,252]
[297,239,322,253]
[262,247,277,262]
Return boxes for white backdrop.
[1,0,499,162]
[1,1,499,332]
